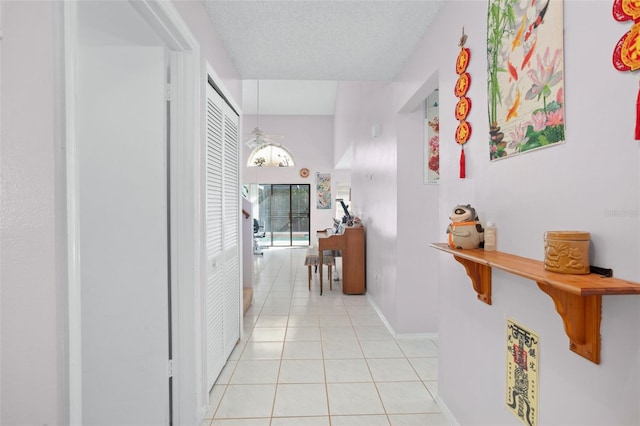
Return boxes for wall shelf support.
[430,242,640,364]
[453,255,492,305]
[537,282,601,364]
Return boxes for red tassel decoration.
[459,147,466,178]
[635,80,640,140]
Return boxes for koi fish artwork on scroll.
[487,0,565,160]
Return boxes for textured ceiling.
[204,0,444,81]
[204,1,444,115]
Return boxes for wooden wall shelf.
[430,243,640,364]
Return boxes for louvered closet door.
[205,81,240,391]
[222,112,240,353]
[206,84,225,390]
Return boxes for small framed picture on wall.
[424,89,440,184]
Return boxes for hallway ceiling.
[203,0,444,115]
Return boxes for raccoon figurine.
[447,204,484,249]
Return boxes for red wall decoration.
[613,0,640,139]
[455,29,472,178]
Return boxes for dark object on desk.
[339,199,352,224]
[590,265,613,278]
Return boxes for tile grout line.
[269,267,298,425]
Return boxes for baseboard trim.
[366,294,397,337]
[395,332,439,340]
[366,295,439,341]
[436,395,460,426]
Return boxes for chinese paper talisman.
[455,29,472,177]
[613,0,640,139]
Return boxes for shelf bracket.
[453,255,492,305]
[537,282,602,364]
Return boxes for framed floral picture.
[316,172,332,209]
[424,89,440,184]
[487,0,565,160]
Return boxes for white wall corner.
[435,394,460,426]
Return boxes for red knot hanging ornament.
[612,0,640,139]
[454,73,471,97]
[455,120,472,144]
[455,97,472,121]
[456,47,471,75]
[455,28,472,177]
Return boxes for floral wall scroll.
[316,172,332,209]
[424,90,440,184]
[487,0,565,161]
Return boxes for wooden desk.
[318,225,365,294]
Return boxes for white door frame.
[63,1,202,424]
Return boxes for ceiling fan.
[244,80,284,149]
[245,126,284,149]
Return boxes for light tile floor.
[202,247,448,426]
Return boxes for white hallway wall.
[338,0,640,424]
[336,81,401,330]
[1,1,241,424]
[333,80,441,336]
[1,1,63,424]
